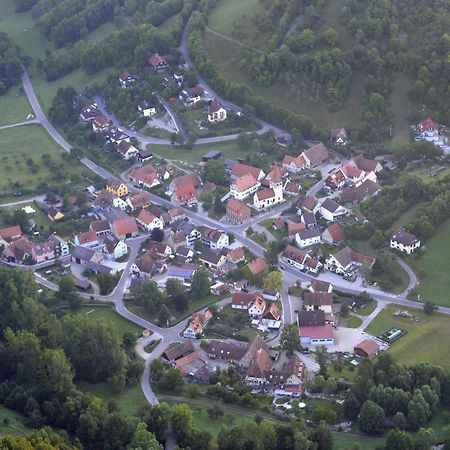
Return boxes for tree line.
[0,32,22,95]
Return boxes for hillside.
[204,0,450,145]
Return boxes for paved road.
[0,119,39,130]
[0,194,46,208]
[396,257,419,295]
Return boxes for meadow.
[0,405,31,436]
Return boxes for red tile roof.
[247,257,268,275]
[113,216,138,236]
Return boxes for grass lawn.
[0,86,33,126]
[365,304,450,370]
[332,432,386,450]
[346,315,362,328]
[77,381,147,416]
[0,405,31,436]
[260,218,287,240]
[392,201,426,230]
[356,301,377,316]
[407,220,450,306]
[81,306,143,338]
[328,363,358,382]
[0,124,89,198]
[148,140,255,164]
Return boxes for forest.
[0,32,22,95]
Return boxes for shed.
[354,339,380,359]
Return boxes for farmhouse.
[117,141,139,160]
[231,162,266,181]
[112,216,139,239]
[390,228,421,254]
[302,142,329,168]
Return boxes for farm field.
[407,220,450,307]
[0,405,31,436]
[148,140,256,164]
[365,304,450,370]
[77,381,147,416]
[0,125,88,198]
[0,86,33,126]
[80,306,143,338]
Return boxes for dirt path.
[205,27,266,54]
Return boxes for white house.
[103,235,128,260]
[253,186,283,210]
[248,297,266,319]
[136,209,164,232]
[137,100,156,117]
[283,245,322,275]
[113,196,129,211]
[207,101,227,123]
[319,198,348,222]
[117,141,139,160]
[390,229,421,255]
[325,246,375,278]
[230,174,260,200]
[201,227,229,249]
[295,228,322,248]
[74,230,99,248]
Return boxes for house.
[3,236,32,263]
[210,281,228,295]
[230,174,260,200]
[240,335,268,368]
[309,280,333,294]
[418,117,440,135]
[202,150,222,162]
[297,195,319,214]
[74,278,92,290]
[131,252,159,277]
[103,235,128,260]
[90,220,110,237]
[201,227,229,249]
[47,234,70,257]
[173,184,198,206]
[74,230,99,248]
[253,186,284,210]
[207,101,227,123]
[231,162,266,181]
[330,128,348,145]
[147,240,172,258]
[303,292,333,314]
[179,86,204,106]
[80,105,101,122]
[93,189,115,210]
[322,223,345,245]
[136,209,164,232]
[129,164,161,189]
[349,154,383,173]
[319,198,348,221]
[171,222,201,246]
[232,292,262,310]
[325,246,375,279]
[0,225,22,245]
[112,216,139,239]
[354,339,380,359]
[183,309,213,339]
[302,142,330,168]
[127,192,152,211]
[339,179,381,204]
[117,141,139,160]
[31,241,55,263]
[266,355,305,390]
[137,100,156,117]
[354,212,369,224]
[295,228,322,248]
[119,70,136,88]
[283,245,322,275]
[176,246,194,264]
[227,247,245,264]
[71,246,104,266]
[163,341,195,363]
[47,207,64,222]
[104,127,129,145]
[288,222,306,237]
[300,323,334,346]
[282,154,307,173]
[284,181,300,196]
[226,197,252,224]
[390,228,421,254]
[262,289,280,301]
[106,179,128,198]
[301,211,317,229]
[148,53,169,71]
[262,303,281,323]
[169,173,202,194]
[166,265,197,285]
[113,196,129,211]
[207,341,247,364]
[248,296,266,319]
[199,248,227,271]
[162,207,186,225]
[92,116,110,133]
[246,257,268,276]
[245,348,273,385]
[272,217,286,231]
[137,149,153,162]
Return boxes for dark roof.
[391,228,419,246]
[297,310,325,327]
[321,198,340,213]
[303,292,333,306]
[72,246,96,262]
[164,341,195,361]
[208,340,247,361]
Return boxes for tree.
[340,302,350,318]
[423,301,438,315]
[264,241,280,266]
[58,276,76,301]
[323,27,338,46]
[158,305,171,326]
[385,429,414,450]
[171,404,196,447]
[166,278,185,298]
[443,424,450,450]
[312,407,338,425]
[203,159,226,185]
[299,28,316,49]
[358,400,385,435]
[191,268,211,300]
[414,427,436,450]
[263,271,282,291]
[199,191,214,210]
[151,228,164,242]
[127,422,163,450]
[280,324,300,356]
[214,193,226,215]
[186,384,199,398]
[97,273,117,295]
[313,420,333,450]
[174,294,188,312]
[315,346,330,378]
[207,404,224,419]
[343,393,361,421]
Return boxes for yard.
[77,381,148,416]
[332,432,386,450]
[407,220,450,307]
[0,86,33,127]
[260,218,287,240]
[0,125,90,201]
[0,405,31,436]
[365,304,450,370]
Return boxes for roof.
[208,100,224,114]
[296,228,322,241]
[72,246,96,262]
[208,340,247,361]
[128,192,151,209]
[297,310,325,327]
[304,142,329,166]
[418,117,439,132]
[113,216,138,236]
[332,246,375,269]
[354,339,380,355]
[106,178,123,190]
[137,209,158,225]
[283,245,321,269]
[202,227,225,243]
[138,100,154,110]
[164,341,195,361]
[75,230,98,245]
[303,292,333,306]
[167,265,197,279]
[175,351,201,368]
[4,236,32,261]
[255,188,275,201]
[231,162,263,180]
[321,198,341,213]
[282,154,306,168]
[330,127,348,140]
[309,280,332,293]
[172,173,202,190]
[0,225,22,241]
[90,220,110,233]
[135,252,157,274]
[265,165,286,183]
[300,323,334,339]
[302,212,316,225]
[284,181,299,194]
[148,53,168,67]
[288,222,306,235]
[175,184,197,202]
[298,195,318,212]
[103,234,121,253]
[263,303,281,321]
[199,248,224,265]
[250,296,266,312]
[233,174,259,192]
[130,164,159,185]
[32,240,55,256]
[323,223,345,243]
[247,257,268,275]
[227,247,245,262]
[340,180,381,203]
[391,228,419,246]
[351,154,380,173]
[244,335,268,362]
[246,348,272,379]
[226,197,251,217]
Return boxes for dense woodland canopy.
[0,32,22,95]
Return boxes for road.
[0,118,39,131]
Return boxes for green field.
[407,220,450,306]
[81,306,143,338]
[0,405,31,436]
[346,315,363,328]
[356,301,377,316]
[77,381,147,416]
[332,432,386,450]
[0,86,33,127]
[149,140,256,164]
[392,201,426,229]
[0,124,88,197]
[365,304,450,370]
